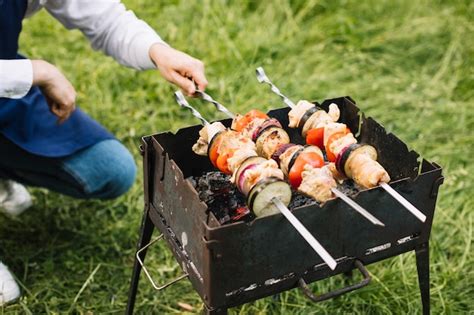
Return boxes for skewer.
[193,90,384,226]
[272,197,337,270]
[380,182,426,222]
[174,91,337,270]
[330,188,384,226]
[256,66,426,223]
[256,67,296,109]
[194,90,236,119]
[175,91,209,126]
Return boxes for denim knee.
[62,140,137,199]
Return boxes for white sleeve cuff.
[131,32,169,70]
[0,59,33,99]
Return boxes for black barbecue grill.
[126,96,443,314]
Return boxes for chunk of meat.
[240,117,267,139]
[227,148,258,176]
[346,152,390,188]
[327,162,347,183]
[218,132,256,156]
[192,122,226,156]
[288,100,314,128]
[301,103,341,137]
[240,159,284,196]
[329,133,357,157]
[255,127,290,159]
[299,164,337,202]
[323,122,348,147]
[327,103,340,122]
[279,145,303,177]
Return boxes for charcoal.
[192,171,249,225]
[192,171,328,223]
[191,171,371,222]
[336,180,361,197]
[289,191,318,209]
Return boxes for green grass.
[1,0,473,313]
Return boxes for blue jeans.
[0,135,136,199]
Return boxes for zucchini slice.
[248,177,292,217]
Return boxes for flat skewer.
[174,90,338,270]
[272,197,337,270]
[256,66,426,223]
[331,188,384,226]
[194,90,236,119]
[193,90,383,226]
[380,182,426,222]
[175,91,210,126]
[256,67,296,109]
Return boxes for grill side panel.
[144,135,211,301]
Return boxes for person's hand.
[149,43,208,96]
[31,60,76,124]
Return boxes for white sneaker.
[0,180,32,217]
[0,262,20,305]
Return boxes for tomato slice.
[324,127,352,162]
[246,109,268,120]
[306,127,325,149]
[288,152,324,188]
[325,132,347,162]
[209,135,224,167]
[216,149,235,174]
[234,109,269,132]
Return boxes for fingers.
[51,101,75,124]
[189,60,208,91]
[35,61,77,123]
[169,71,196,96]
[45,92,76,124]
[151,44,209,94]
[168,60,207,95]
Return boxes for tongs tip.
[256,67,267,83]
[174,90,186,106]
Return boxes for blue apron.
[0,0,114,157]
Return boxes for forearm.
[45,0,167,70]
[0,60,33,99]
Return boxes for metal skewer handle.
[256,67,296,109]
[174,91,209,126]
[380,182,426,222]
[272,197,337,270]
[194,90,236,119]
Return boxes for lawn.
[1,0,473,314]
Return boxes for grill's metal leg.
[415,242,430,315]
[126,211,155,315]
[343,270,353,279]
[203,305,228,315]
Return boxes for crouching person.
[0,0,207,305]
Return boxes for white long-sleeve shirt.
[0,0,166,99]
